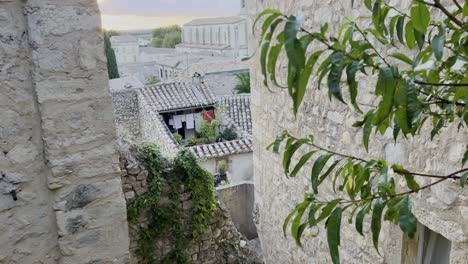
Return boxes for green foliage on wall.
[103,32,120,79]
[127,143,216,264]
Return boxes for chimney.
[192,72,202,85]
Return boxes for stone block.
[124,191,135,200]
[136,170,148,180]
[183,200,193,210]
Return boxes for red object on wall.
[201,110,215,123]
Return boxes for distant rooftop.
[109,76,144,92]
[184,16,244,26]
[138,82,217,113]
[140,47,176,55]
[110,35,138,44]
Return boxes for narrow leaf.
[411,1,430,33]
[398,197,417,238]
[290,151,318,177]
[431,26,446,60]
[327,51,346,103]
[396,16,405,44]
[283,138,309,174]
[373,68,396,126]
[355,204,369,236]
[460,172,468,188]
[311,154,333,194]
[371,199,385,253]
[326,207,342,264]
[390,53,413,65]
[405,21,415,49]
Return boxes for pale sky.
[98,0,240,31]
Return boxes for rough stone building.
[0,0,130,263]
[249,0,468,263]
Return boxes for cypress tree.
[104,32,120,79]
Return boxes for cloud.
[100,14,207,31]
[98,0,239,17]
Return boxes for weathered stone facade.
[0,0,130,262]
[117,141,262,264]
[249,0,468,263]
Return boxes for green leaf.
[398,197,417,238]
[316,199,342,223]
[319,159,342,185]
[290,151,318,177]
[268,130,288,153]
[464,1,468,16]
[284,16,306,114]
[253,9,282,32]
[371,199,385,253]
[326,207,342,264]
[414,29,425,50]
[291,200,310,246]
[411,1,430,33]
[308,204,322,227]
[405,21,416,49]
[374,68,397,126]
[430,117,445,140]
[327,51,346,103]
[431,26,446,60]
[297,50,325,112]
[460,172,468,188]
[283,138,309,174]
[389,15,399,41]
[363,111,375,152]
[390,53,413,65]
[394,79,411,133]
[267,36,285,87]
[364,0,372,10]
[396,16,405,44]
[346,61,363,112]
[463,146,468,167]
[385,197,404,223]
[260,19,283,88]
[311,154,333,194]
[283,204,301,237]
[321,22,329,36]
[355,204,369,236]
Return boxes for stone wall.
[117,140,262,264]
[0,0,130,262]
[217,183,258,240]
[111,90,141,139]
[249,0,468,263]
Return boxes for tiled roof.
[184,16,244,26]
[138,82,217,112]
[220,94,252,134]
[189,138,252,159]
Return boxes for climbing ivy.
[127,143,216,264]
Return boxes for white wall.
[199,152,253,185]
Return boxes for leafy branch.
[249,1,468,263]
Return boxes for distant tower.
[239,0,248,17]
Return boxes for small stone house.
[136,80,253,185]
